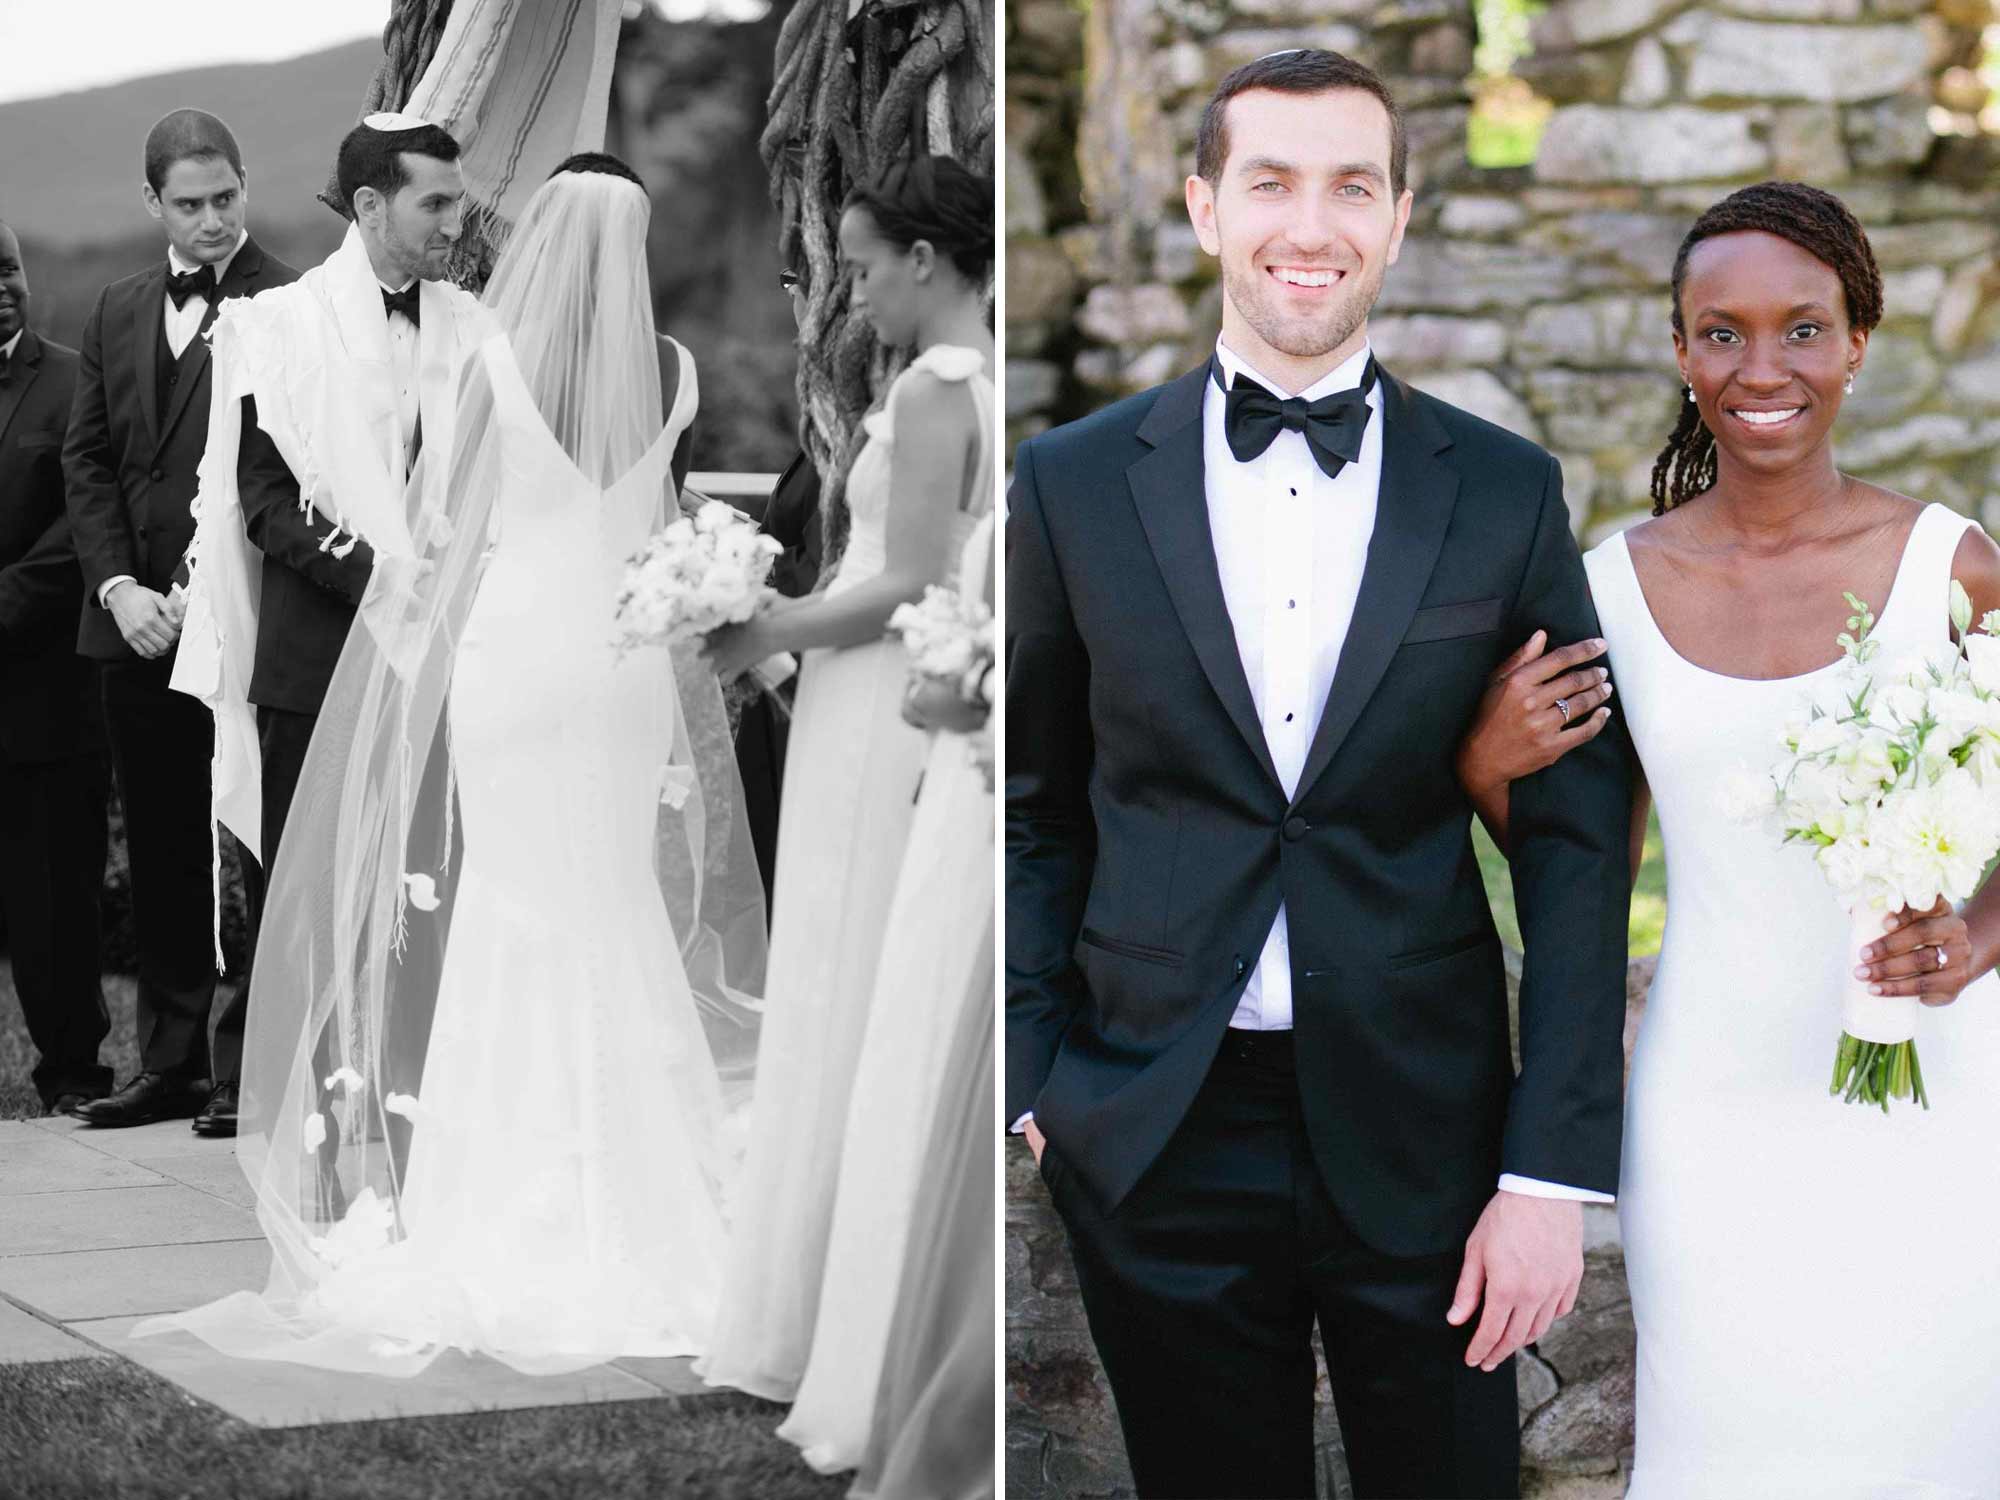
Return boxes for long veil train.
[137,169,767,1375]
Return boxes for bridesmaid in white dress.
[1455,182,2000,1497]
[778,506,995,1472]
[698,156,995,1403]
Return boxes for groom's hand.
[1023,1117,1048,1168]
[105,579,181,658]
[1447,1190,1583,1372]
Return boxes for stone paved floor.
[0,1116,720,1427]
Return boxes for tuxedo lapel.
[1292,373,1459,803]
[0,329,40,450]
[1128,365,1283,793]
[131,266,165,445]
[157,238,267,449]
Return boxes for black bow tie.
[381,284,421,327]
[165,263,218,309]
[1218,356,1379,481]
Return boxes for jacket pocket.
[1078,927,1185,968]
[1402,597,1504,645]
[1386,930,1492,972]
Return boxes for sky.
[0,0,766,106]
[0,0,389,105]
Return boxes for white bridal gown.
[699,344,989,1402]
[169,336,737,1373]
[1586,501,2000,1499]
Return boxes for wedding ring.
[1937,945,1949,970]
[1555,697,1572,726]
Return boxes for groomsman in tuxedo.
[63,111,296,1131]
[735,263,825,911]
[0,221,113,1116]
[1007,51,1630,1498]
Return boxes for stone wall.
[1005,957,1655,1499]
[1002,0,2000,539]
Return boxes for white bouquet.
[1732,583,2000,1110]
[612,500,794,689]
[888,584,995,708]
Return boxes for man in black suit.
[0,221,113,1116]
[734,263,825,911]
[1006,52,1632,1499]
[64,111,297,1131]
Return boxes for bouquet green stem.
[1829,1031,1928,1112]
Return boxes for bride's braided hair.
[843,155,995,282]
[1651,181,1884,516]
[550,151,645,188]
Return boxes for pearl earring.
[1684,383,1693,402]
[1844,374,1855,395]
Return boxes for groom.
[171,114,485,1137]
[1006,50,1632,1499]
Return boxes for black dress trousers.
[0,752,112,1103]
[1044,1030,1520,1500]
[99,655,218,1081]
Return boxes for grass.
[0,1358,850,1500]
[1475,807,1667,958]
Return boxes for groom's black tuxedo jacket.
[64,236,297,663]
[1006,361,1633,1258]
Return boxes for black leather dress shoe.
[72,1073,210,1128]
[192,1081,239,1138]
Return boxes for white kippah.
[362,111,436,132]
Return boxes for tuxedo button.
[1282,815,1308,842]
[1233,956,1247,977]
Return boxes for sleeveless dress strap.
[1911,502,1978,609]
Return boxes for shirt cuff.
[1009,1112,1033,1135]
[1497,1173,1615,1204]
[97,575,136,607]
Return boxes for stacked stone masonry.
[1004,0,2000,544]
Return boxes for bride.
[1456,181,2000,1496]
[136,154,766,1375]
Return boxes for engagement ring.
[1555,697,1572,726]
[1937,945,1949,970]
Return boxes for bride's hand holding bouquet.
[614,499,795,690]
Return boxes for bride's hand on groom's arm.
[1447,1191,1584,1374]
[1855,899,1978,1006]
[1456,631,1615,800]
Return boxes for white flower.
[323,1066,366,1096]
[1964,633,2000,696]
[1872,770,2000,908]
[402,872,440,912]
[1818,835,1873,901]
[302,1111,327,1152]
[659,764,697,810]
[1795,717,1846,757]
[383,1091,439,1125]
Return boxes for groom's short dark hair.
[1195,49,1407,197]
[335,121,461,212]
[144,109,245,193]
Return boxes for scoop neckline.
[1606,504,1942,685]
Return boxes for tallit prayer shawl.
[171,223,487,961]
[401,0,622,226]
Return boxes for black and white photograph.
[0,0,996,1494]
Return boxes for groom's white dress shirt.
[1204,337,1608,1206]
[378,274,420,459]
